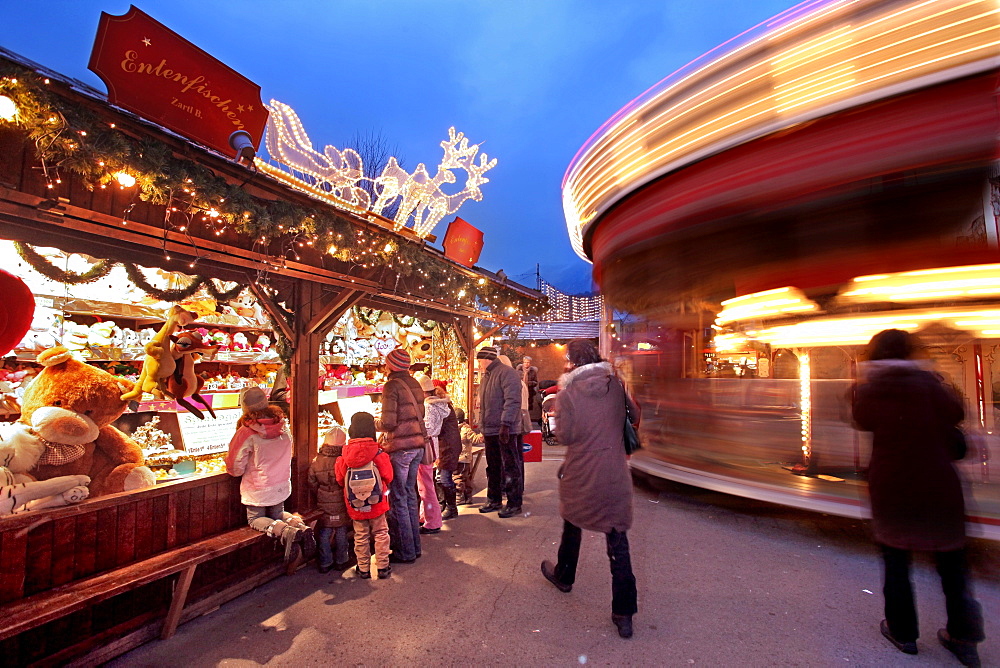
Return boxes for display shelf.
[33,294,268,329]
[13,349,280,364]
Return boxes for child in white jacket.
[226,387,314,573]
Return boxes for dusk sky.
[0,0,792,293]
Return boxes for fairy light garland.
[0,63,545,319]
[15,241,244,302]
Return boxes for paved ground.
[111,450,998,667]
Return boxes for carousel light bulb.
[0,95,19,121]
[114,171,136,188]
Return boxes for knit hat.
[349,411,377,439]
[476,346,498,360]
[323,426,348,447]
[385,348,411,372]
[432,379,448,390]
[418,375,435,392]
[240,386,268,412]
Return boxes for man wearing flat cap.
[475,345,524,517]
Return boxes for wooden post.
[289,281,321,512]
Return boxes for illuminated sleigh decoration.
[261,100,497,238]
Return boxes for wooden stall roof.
[0,45,545,325]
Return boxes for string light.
[261,100,496,238]
[0,95,18,122]
[114,171,136,188]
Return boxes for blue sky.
[0,0,792,293]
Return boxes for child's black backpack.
[346,460,383,512]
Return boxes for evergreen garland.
[15,241,114,284]
[0,61,547,319]
[15,241,245,304]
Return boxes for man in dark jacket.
[475,346,524,517]
[378,348,427,563]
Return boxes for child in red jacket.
[335,412,394,579]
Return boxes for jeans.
[554,520,638,616]
[245,503,284,525]
[388,448,423,561]
[354,514,390,572]
[881,545,984,643]
[438,468,456,490]
[484,433,523,507]
[317,526,351,568]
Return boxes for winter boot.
[282,513,317,559]
[441,486,458,521]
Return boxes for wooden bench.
[468,445,485,481]
[0,525,269,642]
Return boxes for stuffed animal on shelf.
[138,328,157,346]
[121,305,198,402]
[211,329,231,352]
[231,332,250,352]
[407,336,433,361]
[88,321,119,348]
[121,328,140,350]
[166,329,218,419]
[228,292,264,322]
[62,321,91,355]
[22,346,155,497]
[17,306,61,351]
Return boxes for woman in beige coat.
[540,339,639,639]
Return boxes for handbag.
[624,411,642,455]
[621,379,641,455]
[422,435,437,465]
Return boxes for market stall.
[0,36,543,664]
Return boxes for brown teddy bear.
[23,346,155,496]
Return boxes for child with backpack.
[335,412,394,579]
[307,426,353,573]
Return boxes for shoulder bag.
[619,377,642,455]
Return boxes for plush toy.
[111,326,125,349]
[211,329,231,352]
[17,306,60,352]
[407,336,433,361]
[228,293,265,323]
[121,328,140,350]
[231,332,250,352]
[63,322,91,356]
[121,306,198,402]
[0,424,91,514]
[138,328,156,346]
[88,321,119,348]
[23,346,155,496]
[166,329,218,419]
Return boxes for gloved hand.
[499,424,511,442]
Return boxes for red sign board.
[88,6,267,158]
[442,217,484,267]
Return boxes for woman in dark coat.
[540,339,639,639]
[853,329,984,665]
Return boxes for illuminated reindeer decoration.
[261,100,497,239]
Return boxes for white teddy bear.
[0,422,90,515]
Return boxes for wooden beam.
[451,316,472,356]
[473,325,503,348]
[306,288,365,335]
[249,282,294,342]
